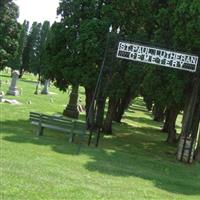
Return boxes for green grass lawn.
[0,71,200,200]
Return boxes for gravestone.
[63,85,79,119]
[41,79,50,95]
[7,70,20,96]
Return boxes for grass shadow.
[2,117,200,196]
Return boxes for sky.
[14,0,60,25]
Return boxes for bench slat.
[30,116,40,120]
[41,118,73,126]
[41,123,71,132]
[41,114,73,122]
[31,121,72,132]
[42,118,73,125]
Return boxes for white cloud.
[14,0,60,25]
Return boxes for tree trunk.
[195,133,200,162]
[191,97,200,139]
[113,99,124,123]
[85,87,94,128]
[166,106,180,144]
[181,90,190,125]
[113,87,133,123]
[177,75,200,163]
[181,76,200,137]
[143,96,153,111]
[19,66,24,78]
[103,97,117,134]
[95,93,106,130]
[85,87,94,119]
[193,96,200,161]
[162,108,170,133]
[153,104,165,122]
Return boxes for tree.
[37,21,50,80]
[9,20,29,77]
[0,0,19,69]
[44,0,109,120]
[21,22,42,75]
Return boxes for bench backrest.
[74,120,86,129]
[30,112,87,134]
[30,112,74,128]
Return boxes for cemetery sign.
[116,41,198,72]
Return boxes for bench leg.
[37,127,44,136]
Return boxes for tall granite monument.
[63,85,79,119]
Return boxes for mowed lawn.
[0,72,200,200]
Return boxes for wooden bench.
[29,112,86,152]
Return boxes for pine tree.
[0,0,19,69]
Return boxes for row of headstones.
[0,70,50,101]
[34,79,50,95]
[0,70,86,113]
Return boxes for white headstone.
[7,70,20,96]
[41,79,50,95]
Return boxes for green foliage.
[37,21,50,77]
[142,0,199,110]
[22,22,41,73]
[43,22,69,90]
[173,0,200,54]
[143,67,188,107]
[44,0,110,89]
[9,20,29,70]
[28,22,42,74]
[22,21,50,76]
[44,0,148,94]
[0,0,19,69]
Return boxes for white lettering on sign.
[116,42,199,72]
